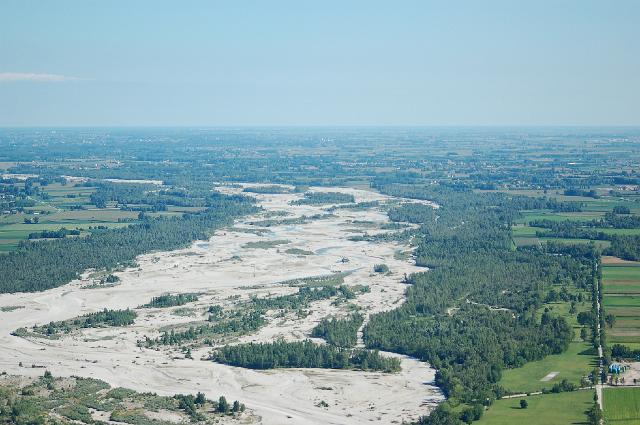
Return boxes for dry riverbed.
[0,184,443,424]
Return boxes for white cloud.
[0,72,81,82]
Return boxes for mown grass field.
[603,387,640,424]
[499,342,596,394]
[478,390,593,425]
[540,296,592,335]
[603,263,640,346]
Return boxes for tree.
[520,399,528,409]
[587,402,602,425]
[373,264,389,273]
[569,301,577,314]
[580,327,588,342]
[217,396,229,414]
[232,400,241,412]
[605,313,616,328]
[577,311,596,326]
[613,206,631,215]
[195,392,206,406]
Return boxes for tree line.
[209,339,400,372]
[0,194,256,293]
[15,308,137,337]
[142,293,199,308]
[291,191,355,205]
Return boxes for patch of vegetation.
[280,272,349,288]
[241,239,290,249]
[15,308,136,338]
[141,310,265,347]
[373,264,389,273]
[250,285,357,310]
[0,195,257,293]
[242,185,292,194]
[0,305,24,312]
[0,372,248,424]
[312,313,364,348]
[285,247,314,255]
[249,213,333,227]
[210,340,400,372]
[291,192,355,205]
[142,293,199,308]
[388,203,436,224]
[28,227,81,239]
[142,285,364,349]
[327,200,380,211]
[172,307,197,317]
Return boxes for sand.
[0,184,443,424]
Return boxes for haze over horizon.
[1,0,639,127]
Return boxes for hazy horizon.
[1,0,639,127]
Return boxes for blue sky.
[1,1,638,126]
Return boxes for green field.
[499,342,596,394]
[540,297,592,334]
[512,196,640,249]
[603,387,640,424]
[603,264,640,347]
[511,223,610,249]
[478,390,593,425]
[0,183,174,251]
[516,211,604,225]
[0,215,133,251]
[598,228,640,236]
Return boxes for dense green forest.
[363,185,594,423]
[605,235,640,261]
[87,181,214,210]
[311,313,364,348]
[0,194,256,293]
[209,340,400,372]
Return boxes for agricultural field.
[603,261,640,346]
[0,179,204,252]
[499,342,596,394]
[603,387,640,424]
[511,197,640,248]
[477,390,594,425]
